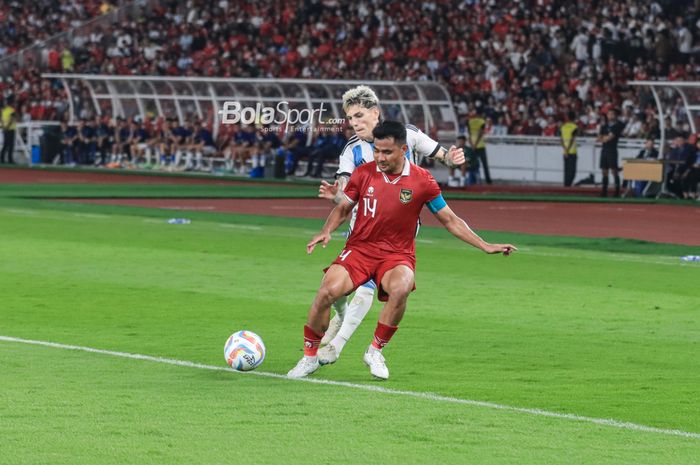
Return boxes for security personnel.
[468,107,492,184]
[1,96,17,164]
[559,111,578,187]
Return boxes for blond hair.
[342,85,379,113]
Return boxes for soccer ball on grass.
[224,330,266,371]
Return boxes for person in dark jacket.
[633,137,659,197]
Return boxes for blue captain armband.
[426,194,447,213]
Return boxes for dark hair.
[372,120,406,146]
[567,111,576,121]
[457,135,467,141]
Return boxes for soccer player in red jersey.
[317,85,465,366]
[287,121,516,380]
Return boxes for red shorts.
[325,246,416,302]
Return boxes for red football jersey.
[343,161,442,256]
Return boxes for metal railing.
[40,74,460,142]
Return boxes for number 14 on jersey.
[363,197,377,218]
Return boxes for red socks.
[371,322,398,350]
[304,322,396,355]
[303,325,324,356]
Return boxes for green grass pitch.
[0,196,698,464]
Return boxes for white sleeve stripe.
[343,193,357,205]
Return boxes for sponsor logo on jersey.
[399,188,413,204]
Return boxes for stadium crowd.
[0,1,116,57]
[1,0,700,196]
[2,0,700,134]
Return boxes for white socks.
[250,154,267,169]
[332,285,374,353]
[332,294,348,321]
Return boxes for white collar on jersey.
[377,159,410,184]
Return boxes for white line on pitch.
[72,213,110,219]
[1,208,37,215]
[0,335,697,440]
[218,223,263,230]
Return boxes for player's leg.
[601,167,609,197]
[478,148,492,184]
[364,264,415,380]
[320,219,356,347]
[110,141,118,163]
[612,166,621,197]
[129,143,137,165]
[122,142,131,164]
[318,281,375,365]
[306,264,355,333]
[159,143,168,167]
[196,145,210,170]
[173,143,183,169]
[376,265,413,325]
[184,144,194,170]
[287,264,355,378]
[320,278,364,348]
[569,154,578,187]
[460,163,468,187]
[320,295,346,347]
[235,146,246,173]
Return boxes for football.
[224,330,266,371]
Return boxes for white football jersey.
[336,124,441,178]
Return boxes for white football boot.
[317,343,339,365]
[287,356,320,378]
[363,346,389,380]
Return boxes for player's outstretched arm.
[435,145,465,167]
[433,204,517,256]
[306,198,354,254]
[318,175,349,203]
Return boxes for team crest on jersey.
[399,188,413,204]
[367,186,374,196]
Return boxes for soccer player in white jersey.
[316,85,465,366]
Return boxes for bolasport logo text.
[218,101,344,132]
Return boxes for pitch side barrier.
[301,135,646,184]
[5,125,648,186]
[1,121,61,165]
[481,135,645,184]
